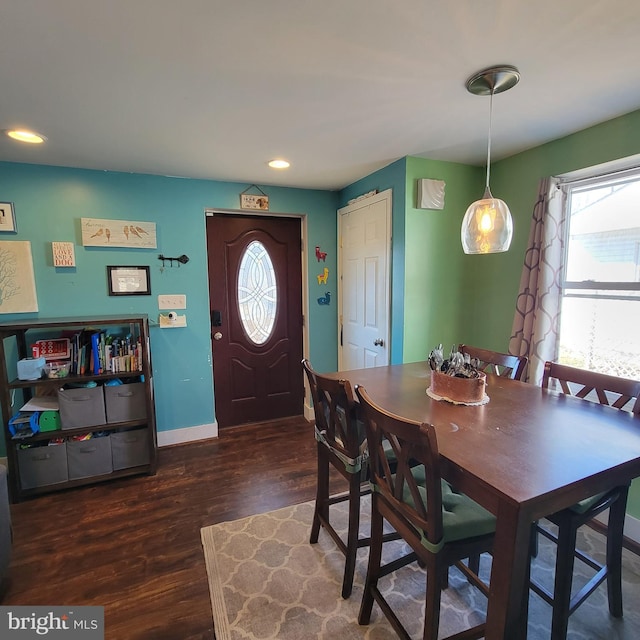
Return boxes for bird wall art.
[81,218,157,248]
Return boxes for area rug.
[201,497,640,639]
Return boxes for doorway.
[206,213,304,428]
[338,189,392,370]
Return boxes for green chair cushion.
[401,466,496,545]
[569,491,608,515]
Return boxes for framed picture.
[81,217,157,248]
[0,202,17,233]
[107,265,151,296]
[0,241,38,312]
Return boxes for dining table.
[326,361,640,640]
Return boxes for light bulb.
[479,207,495,233]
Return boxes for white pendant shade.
[461,187,513,254]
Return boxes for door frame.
[204,208,312,424]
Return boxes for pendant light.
[461,65,520,254]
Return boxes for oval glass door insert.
[237,240,277,344]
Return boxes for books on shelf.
[56,326,143,376]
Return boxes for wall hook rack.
[158,254,189,268]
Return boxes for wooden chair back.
[302,359,363,463]
[354,384,444,549]
[302,358,321,414]
[459,344,528,380]
[542,361,640,414]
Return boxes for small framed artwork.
[107,265,151,296]
[240,193,269,211]
[0,202,17,233]
[52,241,76,267]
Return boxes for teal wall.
[0,162,339,446]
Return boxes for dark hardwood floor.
[3,416,322,639]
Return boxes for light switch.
[158,294,186,309]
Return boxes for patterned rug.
[201,497,640,639]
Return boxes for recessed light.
[4,129,47,144]
[268,159,290,169]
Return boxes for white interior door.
[338,189,391,371]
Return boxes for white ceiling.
[1,1,639,191]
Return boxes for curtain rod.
[556,164,640,188]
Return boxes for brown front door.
[206,214,304,428]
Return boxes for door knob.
[213,332,223,341]
[374,338,384,347]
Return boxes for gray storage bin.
[17,442,68,489]
[58,385,106,429]
[111,429,150,470]
[104,382,147,423]
[67,435,112,479]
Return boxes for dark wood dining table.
[326,361,640,639]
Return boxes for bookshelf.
[0,315,157,502]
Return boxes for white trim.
[558,153,640,184]
[624,513,640,545]
[304,400,314,422]
[157,422,218,447]
[595,509,640,546]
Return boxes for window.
[558,168,640,379]
[237,240,277,345]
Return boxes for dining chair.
[459,343,528,380]
[354,384,496,640]
[532,361,640,640]
[301,358,374,599]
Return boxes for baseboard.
[623,512,640,547]
[157,422,218,447]
[304,401,315,422]
[593,510,640,553]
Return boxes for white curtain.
[509,177,567,384]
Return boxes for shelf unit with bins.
[0,314,157,502]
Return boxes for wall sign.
[81,218,157,248]
[52,241,76,267]
[239,185,269,211]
